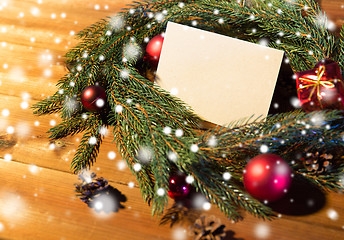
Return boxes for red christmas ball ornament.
[243,153,292,202]
[145,34,164,68]
[81,85,107,112]
[168,174,191,200]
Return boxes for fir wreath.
[33,0,344,220]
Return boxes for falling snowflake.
[207,135,217,147]
[6,126,14,134]
[190,144,199,152]
[107,151,116,160]
[260,145,269,153]
[163,126,172,135]
[89,136,97,145]
[223,172,231,181]
[178,2,185,8]
[327,209,339,221]
[30,7,40,16]
[290,96,301,108]
[0,192,26,224]
[2,109,9,117]
[117,160,126,170]
[63,96,79,116]
[192,194,209,209]
[167,151,178,162]
[202,202,211,211]
[123,42,142,62]
[115,105,123,113]
[91,193,117,213]
[157,188,165,196]
[254,223,270,239]
[120,69,129,79]
[155,12,164,22]
[109,15,125,32]
[99,126,108,136]
[172,227,187,240]
[258,38,269,47]
[133,163,142,171]
[186,175,194,184]
[136,146,153,163]
[175,129,183,137]
[4,153,12,162]
[28,164,39,174]
[310,112,325,126]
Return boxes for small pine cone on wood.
[302,151,333,175]
[190,215,226,240]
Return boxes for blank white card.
[157,22,284,125]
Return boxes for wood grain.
[0,1,344,239]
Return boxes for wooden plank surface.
[0,1,344,239]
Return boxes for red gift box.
[296,59,344,112]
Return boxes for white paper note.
[157,22,284,125]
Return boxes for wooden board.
[1,1,344,239]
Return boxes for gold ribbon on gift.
[297,65,341,106]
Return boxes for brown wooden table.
[0,1,343,239]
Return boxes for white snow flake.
[172,227,187,240]
[155,12,164,22]
[89,136,97,145]
[327,209,339,221]
[4,154,12,162]
[136,146,153,163]
[120,69,130,79]
[167,151,178,162]
[123,43,142,62]
[110,15,125,32]
[7,126,14,134]
[254,224,270,239]
[290,96,301,108]
[107,151,116,160]
[163,126,172,135]
[117,160,126,170]
[29,164,39,174]
[186,175,194,184]
[258,38,269,47]
[190,144,199,152]
[115,105,123,113]
[202,202,211,211]
[260,145,269,153]
[175,129,183,137]
[207,135,217,147]
[2,109,9,117]
[223,172,231,181]
[157,188,165,196]
[95,99,105,108]
[133,163,141,172]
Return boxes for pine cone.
[190,215,226,240]
[302,151,333,175]
[75,172,127,213]
[74,172,109,204]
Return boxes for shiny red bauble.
[145,34,164,68]
[168,174,191,200]
[243,153,292,202]
[80,85,107,112]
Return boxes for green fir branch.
[70,116,104,173]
